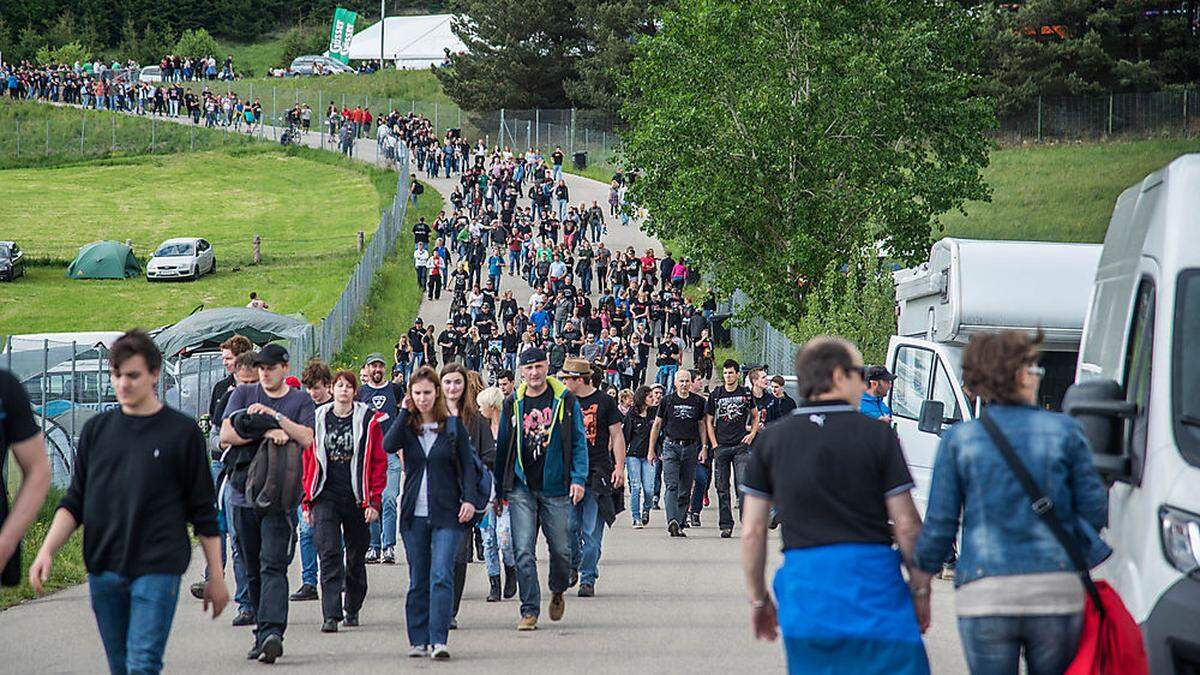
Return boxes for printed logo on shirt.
[809,414,826,427]
[372,395,387,411]
[581,403,599,446]
[522,406,554,462]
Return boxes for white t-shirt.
[413,423,439,517]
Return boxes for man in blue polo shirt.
[858,366,895,422]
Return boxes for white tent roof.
[347,14,467,65]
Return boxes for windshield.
[1174,269,1200,467]
[154,243,194,257]
[0,245,9,257]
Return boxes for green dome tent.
[67,241,142,279]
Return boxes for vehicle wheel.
[211,258,217,274]
[192,266,200,281]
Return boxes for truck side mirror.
[918,399,945,436]
[1063,379,1136,483]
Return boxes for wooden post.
[253,235,261,264]
[357,231,365,253]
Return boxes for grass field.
[940,138,1200,243]
[216,33,289,78]
[0,488,85,610]
[0,148,387,337]
[225,70,454,111]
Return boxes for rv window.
[1037,351,1078,412]
[1173,270,1200,468]
[930,359,963,426]
[891,346,933,420]
[1124,278,1155,482]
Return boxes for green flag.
[327,7,358,64]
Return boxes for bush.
[279,23,328,69]
[35,41,91,67]
[175,28,220,60]
[792,252,897,365]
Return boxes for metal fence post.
[48,119,52,156]
[151,116,156,151]
[1036,95,1043,143]
[535,109,540,148]
[111,114,116,150]
[81,115,86,154]
[498,108,505,148]
[319,89,324,148]
[272,87,277,128]
[1184,89,1189,133]
[14,120,18,157]
[570,108,576,156]
[1108,94,1114,137]
[70,342,77,439]
[41,340,48,435]
[434,102,438,131]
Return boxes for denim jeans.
[656,365,679,393]
[233,506,297,643]
[957,613,1083,675]
[507,484,572,618]
[482,505,514,577]
[223,488,253,614]
[690,462,709,514]
[713,445,751,531]
[400,517,463,647]
[661,440,699,527]
[569,488,606,586]
[625,457,656,523]
[370,453,402,550]
[552,165,563,181]
[88,571,180,675]
[296,504,318,586]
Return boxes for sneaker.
[569,568,579,588]
[668,520,686,537]
[642,512,650,526]
[431,644,450,660]
[232,610,257,627]
[549,592,565,621]
[578,584,594,598]
[290,583,318,601]
[408,645,430,658]
[939,564,956,581]
[632,521,644,529]
[689,513,701,527]
[343,614,359,627]
[321,619,338,633]
[258,634,283,664]
[246,642,262,660]
[720,528,733,538]
[365,548,381,564]
[652,499,661,510]
[190,581,206,600]
[449,617,458,630]
[382,546,396,564]
[517,614,538,631]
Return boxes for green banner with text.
[327,7,358,64]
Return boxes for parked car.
[0,241,27,281]
[137,65,163,83]
[289,55,357,76]
[146,237,215,282]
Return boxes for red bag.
[1065,580,1149,675]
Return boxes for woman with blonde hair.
[476,385,516,601]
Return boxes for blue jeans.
[661,440,699,527]
[957,613,1083,675]
[222,487,252,614]
[482,505,514,577]
[626,457,656,523]
[507,484,572,618]
[656,365,679,393]
[690,462,709,514]
[400,517,463,647]
[370,453,402,550]
[569,488,606,586]
[296,504,318,586]
[88,572,180,675]
[552,165,563,181]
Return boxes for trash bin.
[711,313,733,347]
[573,151,588,170]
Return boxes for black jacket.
[384,412,481,531]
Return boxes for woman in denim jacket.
[914,331,1109,675]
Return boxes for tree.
[436,0,587,110]
[564,0,663,117]
[621,0,992,337]
[791,253,897,365]
[174,28,220,59]
[35,40,91,66]
[279,21,329,69]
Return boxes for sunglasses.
[1025,365,1046,377]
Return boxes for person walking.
[289,361,334,603]
[357,354,404,565]
[30,331,229,674]
[219,344,316,664]
[623,386,656,529]
[560,359,626,597]
[300,370,388,633]
[647,369,706,537]
[493,347,588,631]
[477,386,517,601]
[705,359,759,539]
[859,366,896,422]
[384,367,482,660]
[0,367,50,586]
[914,331,1110,675]
[740,336,931,674]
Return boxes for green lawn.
[216,33,289,78]
[0,488,86,610]
[0,148,384,336]
[939,138,1200,243]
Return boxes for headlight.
[1160,505,1200,576]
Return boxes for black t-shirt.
[742,400,914,551]
[413,221,431,244]
[754,391,774,427]
[356,382,400,433]
[656,341,680,366]
[439,329,460,355]
[1,370,39,534]
[657,392,706,442]
[551,150,564,166]
[320,408,356,504]
[705,385,754,447]
[518,389,555,492]
[578,390,621,479]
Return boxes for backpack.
[447,418,494,526]
[245,438,304,515]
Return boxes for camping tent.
[347,14,467,68]
[153,307,310,357]
[67,240,141,279]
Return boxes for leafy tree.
[621,0,992,337]
[791,253,897,365]
[174,28,220,60]
[564,0,663,116]
[35,41,91,66]
[436,0,586,110]
[279,21,329,68]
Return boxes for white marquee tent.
[347,14,467,69]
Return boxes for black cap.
[254,344,290,366]
[518,347,547,366]
[865,365,896,382]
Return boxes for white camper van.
[887,238,1102,511]
[1064,154,1200,672]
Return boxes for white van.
[1064,153,1200,672]
[886,238,1102,511]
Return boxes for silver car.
[290,55,357,76]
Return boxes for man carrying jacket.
[494,347,588,632]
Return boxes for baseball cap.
[254,344,289,366]
[864,365,897,382]
[364,353,386,366]
[518,347,547,366]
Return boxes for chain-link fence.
[715,289,801,378]
[994,91,1200,143]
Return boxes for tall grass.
[0,487,86,610]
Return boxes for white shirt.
[413,249,429,269]
[413,423,439,517]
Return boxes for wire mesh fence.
[716,289,802,378]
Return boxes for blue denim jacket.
[914,403,1109,587]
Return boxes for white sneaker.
[408,645,430,658]
[632,521,644,529]
[431,644,450,660]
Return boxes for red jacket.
[301,402,388,512]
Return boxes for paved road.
[0,110,968,673]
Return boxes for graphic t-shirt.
[320,409,356,504]
[657,392,706,442]
[518,389,555,492]
[578,390,621,479]
[706,385,754,447]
